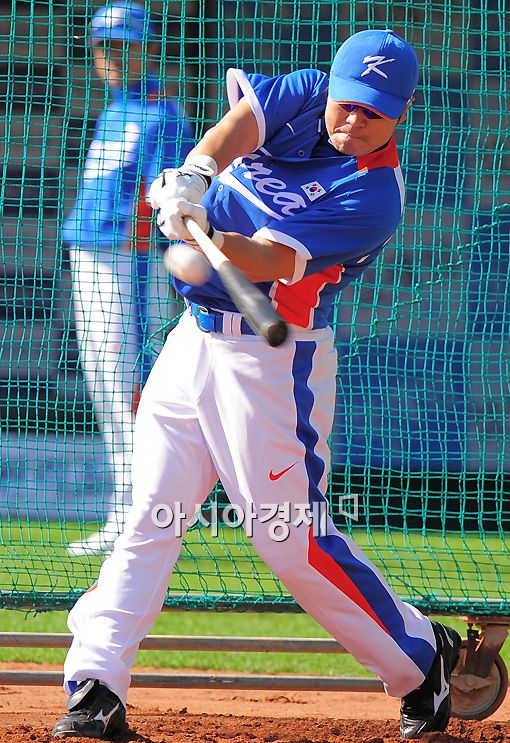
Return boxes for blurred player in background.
[53,29,461,741]
[63,1,193,556]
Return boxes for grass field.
[1,519,509,675]
[1,520,509,603]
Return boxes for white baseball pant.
[69,247,178,515]
[63,310,436,705]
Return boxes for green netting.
[0,1,509,615]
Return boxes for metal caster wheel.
[451,639,508,720]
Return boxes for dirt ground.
[0,663,509,742]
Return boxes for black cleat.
[400,621,462,739]
[52,678,127,739]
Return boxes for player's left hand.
[148,155,218,209]
[156,198,211,246]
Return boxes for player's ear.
[398,97,414,123]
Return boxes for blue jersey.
[63,75,194,251]
[175,68,406,329]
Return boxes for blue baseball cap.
[90,2,156,44]
[329,29,419,119]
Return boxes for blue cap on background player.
[90,1,156,44]
[329,29,419,119]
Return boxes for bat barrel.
[185,218,289,347]
[217,262,288,347]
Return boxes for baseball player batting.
[53,29,461,740]
[63,1,193,556]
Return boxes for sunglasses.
[339,103,383,120]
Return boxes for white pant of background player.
[67,247,179,555]
[63,311,436,703]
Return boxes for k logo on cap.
[361,55,396,79]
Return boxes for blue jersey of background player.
[62,68,191,252]
[171,67,404,329]
[63,1,193,557]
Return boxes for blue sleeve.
[227,68,328,148]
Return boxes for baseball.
[164,243,212,285]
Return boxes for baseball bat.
[184,218,289,347]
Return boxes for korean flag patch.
[301,181,326,201]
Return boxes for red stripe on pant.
[307,525,390,635]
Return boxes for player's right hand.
[148,155,218,209]
[156,198,210,244]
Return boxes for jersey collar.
[356,137,399,172]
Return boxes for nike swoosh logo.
[269,462,298,481]
[433,656,449,714]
